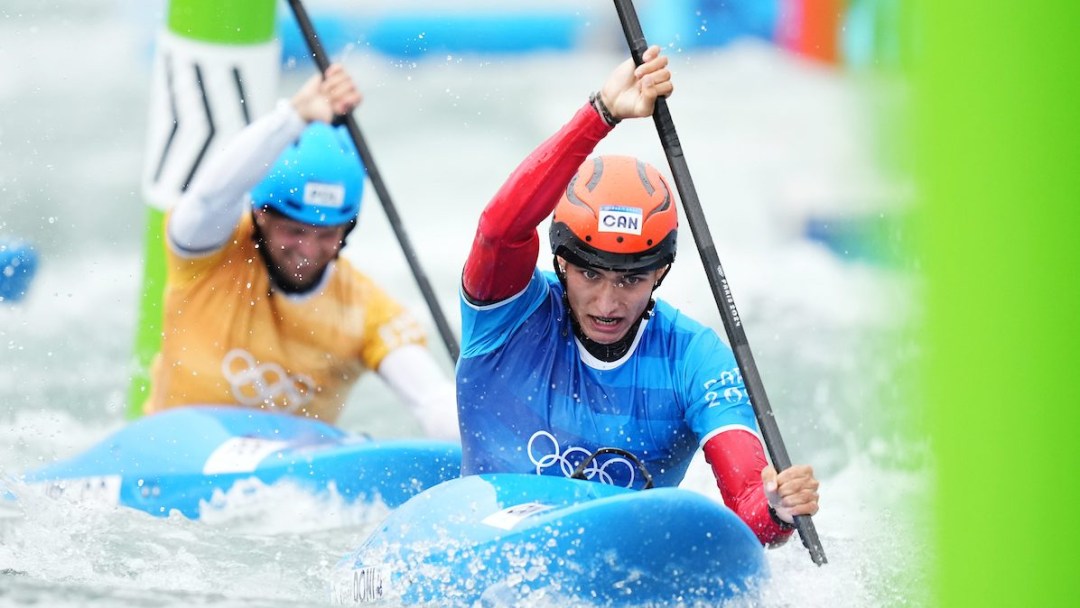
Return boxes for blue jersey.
[457,269,759,489]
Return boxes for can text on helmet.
[598,205,643,235]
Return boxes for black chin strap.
[571,313,645,362]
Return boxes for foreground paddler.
[144,63,458,439]
[458,46,819,545]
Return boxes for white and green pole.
[127,0,280,418]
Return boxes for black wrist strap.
[589,91,621,127]
[768,505,796,531]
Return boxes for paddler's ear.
[555,255,568,276]
[252,207,268,228]
[653,264,672,289]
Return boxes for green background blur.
[918,1,1080,606]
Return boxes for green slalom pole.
[126,0,280,418]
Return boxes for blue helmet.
[250,122,365,226]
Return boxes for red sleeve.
[702,429,795,547]
[462,103,612,303]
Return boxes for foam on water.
[1,1,927,606]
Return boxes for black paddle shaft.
[612,0,826,566]
[285,0,460,363]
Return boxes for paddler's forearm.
[463,102,612,302]
[168,101,307,253]
[703,429,795,547]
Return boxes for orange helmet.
[549,155,677,271]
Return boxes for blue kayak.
[22,406,462,519]
[330,473,768,606]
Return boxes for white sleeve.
[168,100,308,255]
[376,344,461,441]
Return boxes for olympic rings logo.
[220,348,315,413]
[527,430,637,488]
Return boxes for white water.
[0,1,929,606]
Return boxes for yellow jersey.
[144,213,425,423]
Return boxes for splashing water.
[1,1,927,606]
